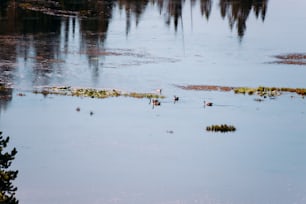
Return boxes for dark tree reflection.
[253,0,268,21]
[118,0,150,35]
[219,0,268,38]
[0,84,12,115]
[0,0,269,37]
[200,0,212,20]
[166,0,183,31]
[79,0,115,83]
[0,1,19,89]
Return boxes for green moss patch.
[33,86,165,99]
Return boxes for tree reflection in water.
[0,0,269,106]
[200,0,213,20]
[219,0,268,38]
[0,0,269,37]
[0,83,12,115]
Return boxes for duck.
[152,99,160,106]
[152,99,161,106]
[149,98,161,106]
[204,100,213,106]
[173,95,179,103]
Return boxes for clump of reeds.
[33,86,165,99]
[206,124,236,133]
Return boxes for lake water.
[1,0,306,203]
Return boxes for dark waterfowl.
[152,99,161,106]
[204,100,213,106]
[254,98,264,102]
[173,95,179,103]
[149,98,161,108]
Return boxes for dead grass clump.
[272,53,306,65]
[206,124,236,133]
[275,54,306,60]
[177,84,306,98]
[177,85,234,91]
[33,86,165,99]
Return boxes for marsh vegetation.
[33,86,165,99]
[178,85,306,98]
[206,124,236,132]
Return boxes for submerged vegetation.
[178,85,306,98]
[206,124,236,132]
[33,86,165,99]
[272,53,306,65]
[0,83,12,101]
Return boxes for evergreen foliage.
[0,131,18,204]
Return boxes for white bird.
[156,89,162,94]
